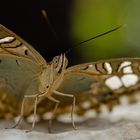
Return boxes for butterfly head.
[51,54,68,73]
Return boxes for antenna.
[65,24,126,54]
[41,9,58,40]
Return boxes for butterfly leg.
[52,90,76,130]
[7,94,38,132]
[46,96,60,133]
[6,97,26,129]
[24,95,38,132]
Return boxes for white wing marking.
[0,36,15,44]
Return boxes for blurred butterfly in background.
[0,24,140,132]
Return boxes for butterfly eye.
[51,55,63,73]
[52,56,60,69]
[52,56,59,65]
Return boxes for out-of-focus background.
[0,0,140,65]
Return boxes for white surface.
[1,103,140,140]
[0,122,140,140]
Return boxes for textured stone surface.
[0,122,140,140]
[1,103,140,140]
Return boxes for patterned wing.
[0,24,46,66]
[0,25,47,119]
[38,58,140,117]
[0,54,43,119]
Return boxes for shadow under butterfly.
[0,24,139,132]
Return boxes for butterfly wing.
[0,54,43,118]
[47,58,140,115]
[0,25,48,118]
[0,24,46,66]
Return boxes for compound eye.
[54,57,58,63]
[52,56,59,68]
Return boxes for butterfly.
[0,24,140,132]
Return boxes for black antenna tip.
[64,24,126,55]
